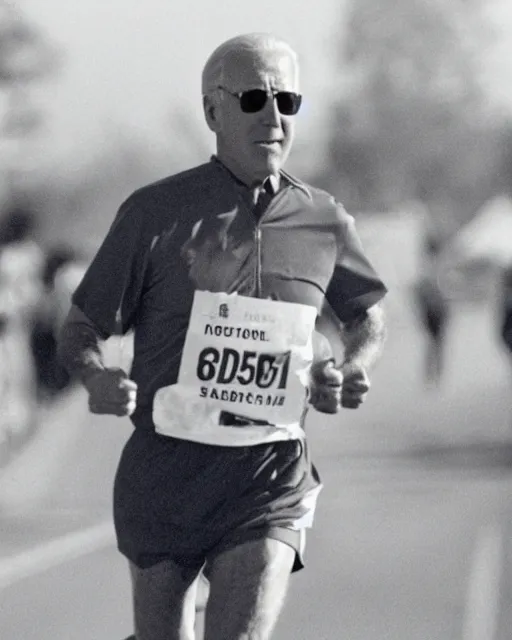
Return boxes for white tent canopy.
[446,196,512,266]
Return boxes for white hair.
[201,32,299,96]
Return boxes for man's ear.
[203,95,221,133]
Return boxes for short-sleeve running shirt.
[73,157,387,438]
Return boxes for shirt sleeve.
[325,204,388,323]
[72,197,149,337]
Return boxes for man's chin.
[251,155,283,179]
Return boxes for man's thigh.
[129,558,202,640]
[203,537,295,640]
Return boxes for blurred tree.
[0,1,60,155]
[0,1,58,85]
[168,105,212,164]
[324,0,501,227]
[493,119,512,197]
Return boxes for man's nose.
[261,95,281,126]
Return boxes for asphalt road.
[1,299,512,640]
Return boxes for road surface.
[1,298,512,640]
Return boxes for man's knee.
[206,536,295,584]
[129,559,201,640]
[204,538,295,640]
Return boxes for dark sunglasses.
[218,86,302,115]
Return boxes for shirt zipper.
[251,183,283,298]
[255,224,262,297]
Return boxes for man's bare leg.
[204,538,295,640]
[129,559,201,640]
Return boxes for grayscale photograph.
[1,1,512,639]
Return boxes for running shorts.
[113,430,322,573]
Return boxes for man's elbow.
[56,309,77,371]
[367,302,386,338]
[344,302,386,337]
[56,305,105,367]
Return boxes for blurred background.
[1,0,512,638]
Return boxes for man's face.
[209,48,299,183]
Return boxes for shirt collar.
[211,155,281,195]
[210,155,311,200]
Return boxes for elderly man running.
[59,32,387,640]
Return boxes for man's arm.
[340,302,386,372]
[58,305,137,416]
[58,304,107,385]
[338,303,386,408]
[311,203,388,412]
[308,303,386,414]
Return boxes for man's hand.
[340,363,370,409]
[84,368,137,417]
[309,359,344,414]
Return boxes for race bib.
[153,291,317,441]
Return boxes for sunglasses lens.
[238,90,302,115]
[276,92,302,115]
[239,90,268,113]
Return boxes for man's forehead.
[223,49,299,90]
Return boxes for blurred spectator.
[413,231,450,386]
[499,262,512,362]
[0,201,44,318]
[0,201,44,466]
[498,264,512,429]
[0,198,86,466]
[30,244,87,401]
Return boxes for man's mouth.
[255,140,282,146]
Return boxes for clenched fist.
[309,359,344,414]
[84,368,137,417]
[308,331,372,413]
[340,363,370,409]
[309,330,343,414]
